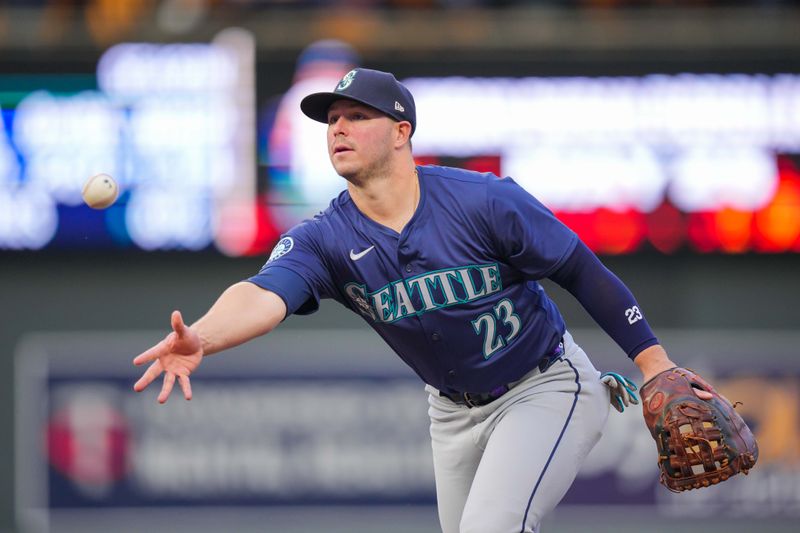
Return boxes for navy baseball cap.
[300,68,416,136]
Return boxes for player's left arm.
[631,345,675,383]
[486,176,706,392]
[548,242,712,399]
[546,241,669,375]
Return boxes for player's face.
[326,100,396,182]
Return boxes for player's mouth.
[333,145,353,154]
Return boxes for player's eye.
[327,114,340,125]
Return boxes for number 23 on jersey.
[471,298,522,359]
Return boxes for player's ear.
[394,121,412,149]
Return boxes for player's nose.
[328,115,349,136]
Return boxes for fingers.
[601,376,626,411]
[606,372,638,391]
[133,337,169,366]
[600,374,617,389]
[158,372,176,404]
[133,361,194,403]
[133,360,163,392]
[616,391,630,409]
[133,311,197,403]
[693,389,714,400]
[621,377,639,406]
[620,374,638,392]
[612,396,624,413]
[178,375,193,401]
[134,311,186,366]
[171,310,186,337]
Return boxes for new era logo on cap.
[300,68,417,136]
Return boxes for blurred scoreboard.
[410,75,800,255]
[0,28,260,255]
[275,73,800,254]
[2,33,800,254]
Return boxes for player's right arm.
[132,282,287,404]
[192,281,288,356]
[133,221,335,405]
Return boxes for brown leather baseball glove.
[640,367,758,492]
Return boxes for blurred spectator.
[84,0,155,45]
[261,39,360,223]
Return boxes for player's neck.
[348,162,419,234]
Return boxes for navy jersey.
[249,165,578,394]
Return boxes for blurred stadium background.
[2,1,800,532]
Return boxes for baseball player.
[133,68,709,532]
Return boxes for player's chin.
[331,158,359,180]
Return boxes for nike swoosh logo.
[349,246,375,261]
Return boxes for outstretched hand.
[133,310,204,403]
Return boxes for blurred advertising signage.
[43,378,434,507]
[0,28,259,255]
[285,74,800,254]
[16,331,800,529]
[15,330,436,530]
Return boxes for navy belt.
[440,338,565,408]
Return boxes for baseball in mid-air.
[82,173,119,209]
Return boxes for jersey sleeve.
[487,176,578,279]
[247,221,335,316]
[550,240,659,359]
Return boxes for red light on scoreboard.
[686,213,717,253]
[415,155,501,176]
[753,179,800,253]
[592,208,647,255]
[715,209,753,254]
[645,202,686,254]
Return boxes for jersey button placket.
[405,264,412,273]
[431,332,441,342]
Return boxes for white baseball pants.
[426,331,610,533]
